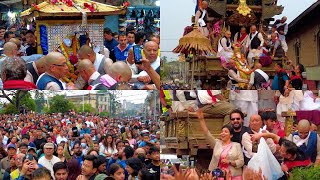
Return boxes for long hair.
[66,159,81,180]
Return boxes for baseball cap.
[44,143,54,149]
[7,144,16,150]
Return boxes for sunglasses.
[230,118,241,121]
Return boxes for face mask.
[81,143,87,148]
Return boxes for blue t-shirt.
[113,45,132,62]
[104,38,119,52]
[272,71,289,90]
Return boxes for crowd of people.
[0,25,160,90]
[160,90,320,179]
[0,112,161,180]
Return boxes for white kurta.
[276,90,304,124]
[217,37,234,62]
[229,90,258,127]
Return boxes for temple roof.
[21,0,126,19]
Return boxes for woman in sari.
[197,110,244,179]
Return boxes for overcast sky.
[161,0,318,61]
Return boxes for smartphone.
[133,46,143,64]
[26,154,34,161]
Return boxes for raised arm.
[197,109,216,148]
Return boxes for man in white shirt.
[217,31,234,63]
[38,143,61,178]
[135,41,160,84]
[56,130,68,145]
[246,25,264,67]
[241,114,276,165]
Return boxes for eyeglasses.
[52,62,67,67]
[230,118,241,121]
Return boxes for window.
[294,38,301,64]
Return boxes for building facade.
[286,1,320,83]
[66,92,111,113]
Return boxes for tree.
[0,90,35,114]
[76,103,96,113]
[100,111,109,117]
[48,95,74,113]
[35,90,45,113]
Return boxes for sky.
[161,0,318,61]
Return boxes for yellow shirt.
[11,169,20,180]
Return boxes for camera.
[72,127,79,137]
[212,168,224,177]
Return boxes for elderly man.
[246,25,264,67]
[234,27,248,54]
[269,33,284,58]
[24,56,46,84]
[99,61,132,89]
[135,41,160,84]
[38,143,61,178]
[195,1,214,37]
[274,16,288,56]
[248,63,269,90]
[241,114,276,165]
[1,56,37,90]
[77,59,108,90]
[36,52,69,90]
[78,45,113,75]
[227,60,249,90]
[217,31,233,63]
[0,42,18,63]
[286,119,320,165]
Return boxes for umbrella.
[172,25,215,89]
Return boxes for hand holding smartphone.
[133,46,143,64]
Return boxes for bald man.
[287,119,320,165]
[99,61,132,89]
[234,27,248,54]
[135,41,160,84]
[217,31,233,62]
[9,38,21,54]
[77,59,108,90]
[246,25,264,67]
[0,42,18,73]
[78,45,112,75]
[195,1,214,37]
[241,114,276,165]
[268,33,284,59]
[36,52,69,90]
[24,56,46,84]
[248,63,269,89]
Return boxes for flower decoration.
[123,1,130,7]
[31,4,40,11]
[83,2,96,12]
[69,55,78,65]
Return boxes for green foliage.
[76,103,96,113]
[1,92,35,114]
[48,95,74,113]
[35,91,45,113]
[100,111,109,117]
[290,165,320,180]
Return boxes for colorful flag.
[195,0,202,14]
